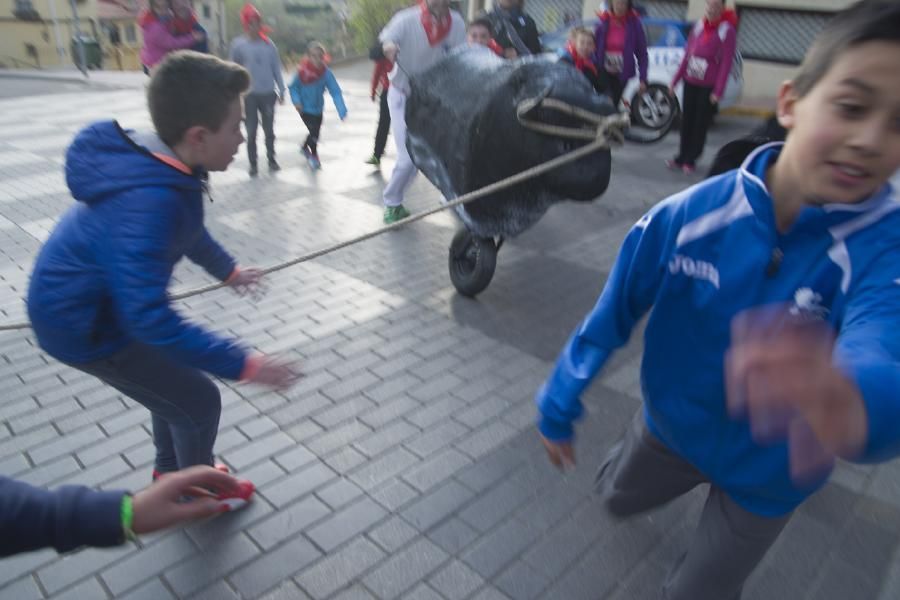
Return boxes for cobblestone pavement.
[1,60,899,600]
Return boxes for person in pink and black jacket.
[667,0,737,174]
[138,0,204,74]
[593,0,648,108]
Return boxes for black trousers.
[300,113,323,155]
[373,90,391,159]
[676,82,715,167]
[245,92,277,165]
[603,70,625,108]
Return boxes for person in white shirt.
[379,0,466,224]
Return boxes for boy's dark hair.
[148,51,250,146]
[467,17,493,36]
[793,0,900,97]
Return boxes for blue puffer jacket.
[288,68,348,118]
[27,121,248,380]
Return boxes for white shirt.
[379,6,466,94]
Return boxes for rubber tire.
[630,83,679,133]
[448,230,497,298]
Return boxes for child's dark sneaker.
[249,163,258,177]
[365,155,380,167]
[268,159,281,172]
[383,205,411,224]
[216,479,255,511]
[310,154,321,170]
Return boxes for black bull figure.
[404,47,617,296]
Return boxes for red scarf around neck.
[702,8,738,40]
[171,13,198,35]
[597,8,639,24]
[419,1,452,46]
[565,41,598,75]
[297,57,327,84]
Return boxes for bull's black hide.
[406,46,615,238]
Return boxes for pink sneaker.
[682,164,696,175]
[665,159,682,171]
[216,479,255,511]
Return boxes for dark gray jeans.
[596,411,792,600]
[244,92,277,166]
[70,343,221,473]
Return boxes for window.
[203,3,211,18]
[125,23,137,43]
[737,6,832,65]
[640,0,687,21]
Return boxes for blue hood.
[65,120,201,205]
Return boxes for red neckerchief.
[170,13,198,35]
[487,38,504,57]
[297,57,327,84]
[702,8,738,41]
[419,1,452,46]
[565,41,598,75]
[240,3,272,42]
[137,9,160,27]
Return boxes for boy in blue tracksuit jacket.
[536,2,900,598]
[26,52,294,491]
[288,41,348,170]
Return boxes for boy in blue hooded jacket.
[288,41,348,170]
[536,1,900,598]
[27,51,295,492]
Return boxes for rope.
[0,105,629,333]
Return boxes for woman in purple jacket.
[667,0,737,174]
[593,0,648,108]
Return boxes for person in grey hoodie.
[229,3,285,176]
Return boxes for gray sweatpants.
[596,411,792,600]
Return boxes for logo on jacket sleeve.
[668,254,720,289]
[789,287,829,320]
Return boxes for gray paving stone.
[370,478,421,512]
[0,576,42,600]
[8,398,80,434]
[222,431,295,470]
[296,537,386,600]
[461,518,543,579]
[0,548,57,585]
[455,421,519,460]
[37,543,136,595]
[408,373,465,402]
[359,396,420,429]
[16,455,79,487]
[362,538,449,600]
[0,426,57,461]
[117,578,177,600]
[403,448,471,492]
[429,560,485,600]
[400,584,443,600]
[254,581,313,600]
[56,399,127,434]
[220,402,262,431]
[368,516,420,553]
[28,424,105,465]
[238,459,288,489]
[186,497,276,548]
[0,453,30,479]
[459,477,532,533]
[362,373,423,404]
[327,350,383,379]
[405,421,470,458]
[48,576,107,600]
[100,531,197,596]
[248,495,331,550]
[315,477,364,509]
[99,408,149,435]
[307,496,387,552]
[307,419,373,456]
[350,447,420,491]
[188,581,242,600]
[230,536,322,599]
[452,447,526,494]
[405,395,467,430]
[259,460,336,508]
[164,533,260,597]
[269,393,332,428]
[286,419,325,443]
[77,426,149,465]
[331,585,379,600]
[273,444,317,472]
[469,588,511,600]
[402,480,476,532]
[427,518,481,555]
[320,371,381,403]
[354,420,420,458]
[324,446,369,474]
[56,455,132,488]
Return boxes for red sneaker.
[216,479,255,512]
[682,164,697,175]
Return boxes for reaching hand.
[710,93,719,105]
[247,355,301,390]
[227,267,268,301]
[131,466,241,535]
[540,432,576,470]
[725,307,868,482]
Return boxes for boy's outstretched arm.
[185,228,236,281]
[107,192,247,380]
[536,207,672,460]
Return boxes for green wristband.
[121,494,136,541]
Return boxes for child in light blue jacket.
[288,41,348,169]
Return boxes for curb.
[0,70,90,85]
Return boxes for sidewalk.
[0,59,899,600]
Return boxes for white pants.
[382,86,417,207]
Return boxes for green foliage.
[347,0,410,53]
